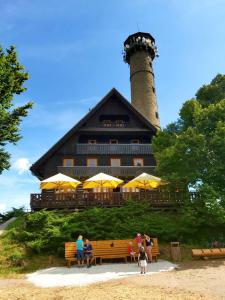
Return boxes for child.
[138,246,148,274]
[135,233,142,249]
[128,241,136,262]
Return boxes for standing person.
[84,239,94,268]
[144,234,154,262]
[76,235,84,267]
[138,246,148,274]
[135,233,142,249]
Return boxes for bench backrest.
[65,238,159,259]
[192,248,225,257]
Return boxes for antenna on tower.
[136,23,140,32]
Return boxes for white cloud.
[0,174,38,188]
[0,203,7,213]
[13,158,31,174]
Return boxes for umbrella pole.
[145,182,147,201]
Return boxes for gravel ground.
[0,259,224,299]
[26,260,177,287]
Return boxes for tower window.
[152,87,155,93]
[155,112,159,119]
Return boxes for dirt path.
[0,218,16,236]
[0,259,224,300]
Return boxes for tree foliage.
[152,74,225,197]
[0,45,33,173]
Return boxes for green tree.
[152,74,225,197]
[0,45,33,173]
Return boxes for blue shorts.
[77,250,83,260]
[85,253,92,258]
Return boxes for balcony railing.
[75,143,152,155]
[58,166,155,177]
[30,191,198,211]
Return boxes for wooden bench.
[192,248,225,259]
[65,238,159,267]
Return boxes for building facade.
[30,32,165,209]
[31,32,159,181]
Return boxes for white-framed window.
[87,158,98,167]
[133,158,144,167]
[110,158,121,167]
[63,158,74,167]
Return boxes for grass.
[0,217,65,278]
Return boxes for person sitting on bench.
[128,241,136,262]
[84,239,94,268]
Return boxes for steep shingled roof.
[30,88,157,176]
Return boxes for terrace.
[30,190,199,211]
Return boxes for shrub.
[5,200,225,256]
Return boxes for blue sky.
[0,0,225,212]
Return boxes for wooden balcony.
[58,166,155,178]
[75,144,152,155]
[30,191,198,211]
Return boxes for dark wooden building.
[30,32,190,210]
[30,88,157,181]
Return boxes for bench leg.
[124,256,127,263]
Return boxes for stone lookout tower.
[123,32,160,129]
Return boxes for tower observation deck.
[123,32,160,129]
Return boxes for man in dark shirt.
[83,239,94,268]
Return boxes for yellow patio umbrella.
[40,173,81,190]
[83,172,123,190]
[123,172,167,189]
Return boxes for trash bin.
[170,242,181,261]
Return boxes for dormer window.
[99,115,129,127]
